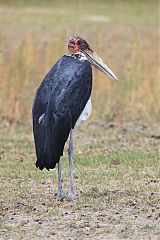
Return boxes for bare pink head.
[67,35,118,80]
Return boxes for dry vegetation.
[0,0,159,124]
[0,1,160,240]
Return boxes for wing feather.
[32,56,92,170]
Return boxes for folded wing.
[32,56,92,170]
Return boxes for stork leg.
[57,159,65,199]
[67,129,77,199]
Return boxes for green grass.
[0,0,158,27]
[0,122,159,239]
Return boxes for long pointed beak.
[82,49,118,81]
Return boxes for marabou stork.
[32,35,118,199]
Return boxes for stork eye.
[70,41,75,45]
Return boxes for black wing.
[32,56,92,170]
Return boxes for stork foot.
[66,192,78,199]
[57,191,66,200]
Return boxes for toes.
[57,192,66,199]
[67,193,78,199]
[57,192,78,200]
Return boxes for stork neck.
[70,52,87,61]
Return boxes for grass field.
[0,122,160,239]
[0,0,160,239]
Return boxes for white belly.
[76,98,92,126]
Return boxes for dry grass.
[0,0,159,124]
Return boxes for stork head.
[68,35,118,81]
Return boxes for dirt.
[0,120,160,240]
[1,192,159,240]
